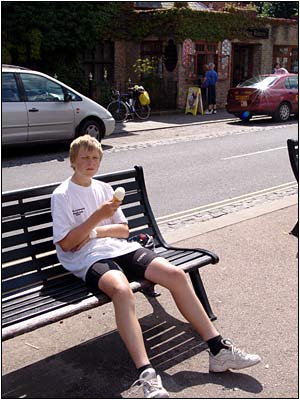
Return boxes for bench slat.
[2,278,80,310]
[2,198,51,219]
[2,252,58,281]
[3,290,93,327]
[3,285,91,327]
[2,226,53,248]
[123,204,146,218]
[2,240,55,264]
[2,212,53,233]
[2,264,66,293]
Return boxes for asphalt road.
[2,118,298,218]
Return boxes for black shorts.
[85,247,158,292]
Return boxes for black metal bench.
[287,139,298,183]
[2,165,219,341]
[287,139,298,238]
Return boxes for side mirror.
[64,93,72,102]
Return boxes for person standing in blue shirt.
[204,62,218,114]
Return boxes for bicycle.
[107,87,151,122]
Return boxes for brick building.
[85,2,298,109]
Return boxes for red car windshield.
[237,76,278,89]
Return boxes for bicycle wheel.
[135,101,150,120]
[107,100,128,122]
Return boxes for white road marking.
[222,146,286,160]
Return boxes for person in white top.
[51,135,261,398]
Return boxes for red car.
[226,74,298,122]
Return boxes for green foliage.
[133,57,157,75]
[47,56,87,93]
[3,2,296,68]
[1,2,122,67]
[255,2,298,18]
[98,80,113,107]
[174,2,189,8]
[133,57,164,109]
[113,7,270,42]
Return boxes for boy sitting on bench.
[51,135,261,398]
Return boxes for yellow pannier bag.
[139,91,150,105]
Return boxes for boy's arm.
[71,223,129,252]
[94,223,129,239]
[58,200,123,252]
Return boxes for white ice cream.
[113,187,125,201]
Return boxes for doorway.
[232,44,254,87]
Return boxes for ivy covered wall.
[112,7,287,42]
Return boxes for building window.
[140,40,164,77]
[195,41,218,77]
[84,41,114,82]
[273,45,298,73]
[186,41,220,80]
[141,41,163,58]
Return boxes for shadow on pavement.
[2,297,262,399]
[2,143,114,168]
[227,117,298,128]
[167,370,263,394]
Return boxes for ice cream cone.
[112,187,125,202]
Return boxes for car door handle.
[28,108,39,112]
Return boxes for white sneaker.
[130,368,169,398]
[209,339,261,372]
[205,110,212,114]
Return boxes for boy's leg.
[144,257,219,341]
[98,269,150,369]
[144,258,261,371]
[98,268,169,398]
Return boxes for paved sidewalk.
[2,199,298,398]
[112,109,237,135]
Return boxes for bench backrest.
[2,166,164,296]
[287,139,299,182]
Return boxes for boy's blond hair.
[69,134,103,169]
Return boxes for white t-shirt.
[51,177,141,281]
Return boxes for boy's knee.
[108,282,134,301]
[168,266,186,283]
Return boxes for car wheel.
[273,102,291,122]
[78,119,104,141]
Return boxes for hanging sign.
[221,39,231,56]
[182,39,193,67]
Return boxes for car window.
[285,77,298,90]
[20,73,65,102]
[238,76,278,89]
[2,72,20,102]
[64,88,82,101]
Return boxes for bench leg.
[290,220,298,238]
[141,284,161,298]
[188,270,217,321]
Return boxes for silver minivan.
[2,65,115,145]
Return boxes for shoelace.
[226,343,248,359]
[233,346,249,358]
[129,376,162,396]
[222,339,248,359]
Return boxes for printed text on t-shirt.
[72,208,85,217]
